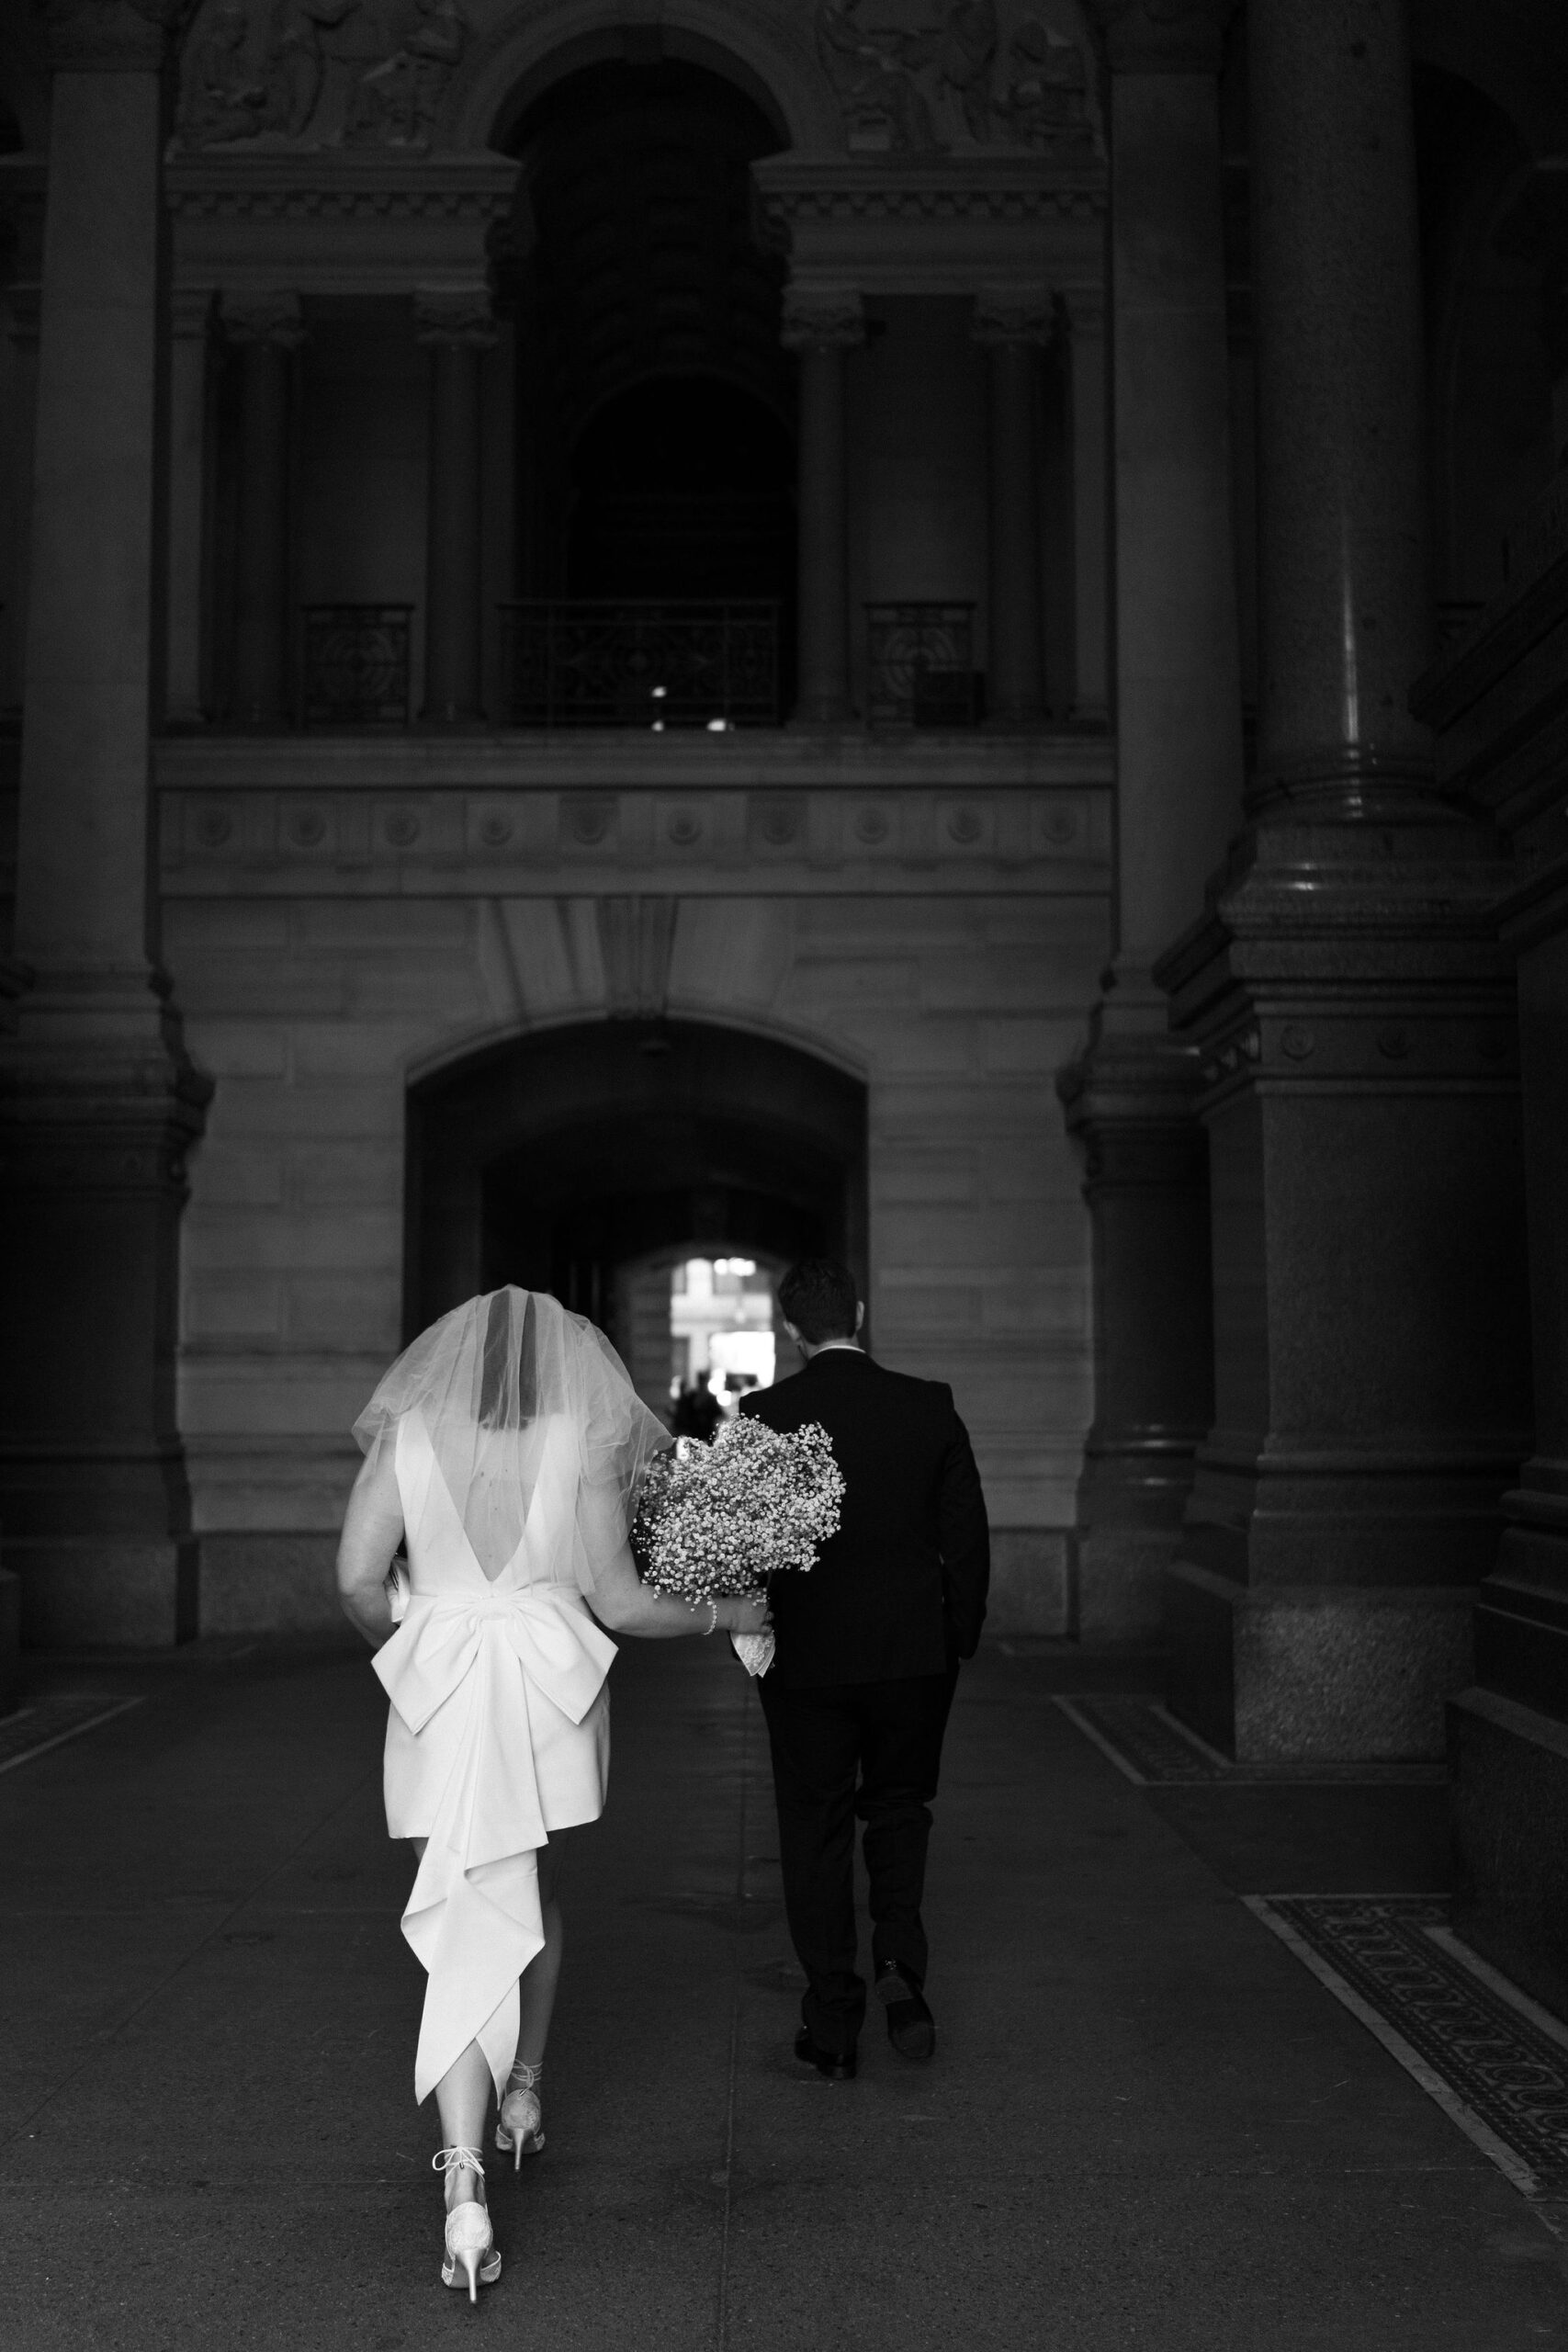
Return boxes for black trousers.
[758,1666,958,2055]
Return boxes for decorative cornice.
[219,287,303,346]
[973,288,1054,345]
[154,777,1110,899]
[752,154,1106,234]
[1084,0,1235,76]
[413,286,496,349]
[164,150,517,224]
[781,290,865,352]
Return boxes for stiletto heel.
[434,2146,501,2301]
[495,2059,545,2172]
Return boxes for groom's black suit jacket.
[739,1348,989,1690]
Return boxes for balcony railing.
[865,603,978,728]
[301,605,412,726]
[499,599,781,729]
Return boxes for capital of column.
[220,290,306,351]
[781,290,865,354]
[972,288,1054,348]
[44,0,190,74]
[414,288,498,352]
[1086,0,1234,75]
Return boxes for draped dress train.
[372,1407,618,2104]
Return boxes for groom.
[739,1258,989,2078]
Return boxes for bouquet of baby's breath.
[632,1417,844,1676]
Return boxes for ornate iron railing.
[865,602,978,728]
[499,599,781,729]
[300,605,413,727]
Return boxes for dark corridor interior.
[502,61,794,646]
[405,1020,868,1359]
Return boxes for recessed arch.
[443,4,834,159]
[404,1017,869,1354]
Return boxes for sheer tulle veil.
[354,1288,668,1588]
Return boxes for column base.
[198,1532,343,1635]
[1164,1561,1475,1762]
[1077,1520,1183,1643]
[9,1536,197,1648]
[1450,1687,1568,2022]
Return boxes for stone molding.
[413,286,496,349]
[220,288,304,347]
[1085,0,1235,76]
[780,289,866,351]
[754,156,1105,232]
[166,152,517,221]
[156,781,1108,896]
[972,288,1054,345]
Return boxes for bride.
[336,1286,767,2301]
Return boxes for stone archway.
[404,1018,869,1358]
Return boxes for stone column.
[1060,286,1110,724]
[417,288,495,725]
[784,290,863,726]
[1,285,41,717]
[1057,0,1243,1640]
[2,0,210,1647]
[1156,0,1529,1758]
[222,292,303,728]
[165,288,213,728]
[974,292,1049,725]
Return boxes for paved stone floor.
[4,1634,1567,2350]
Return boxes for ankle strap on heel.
[434,2145,487,2178]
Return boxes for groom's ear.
[854,1301,865,1334]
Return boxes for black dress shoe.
[794,2027,857,2080]
[874,1962,936,2061]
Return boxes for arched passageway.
[498,59,795,710]
[404,1020,868,1362]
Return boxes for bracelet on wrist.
[705,1599,718,1636]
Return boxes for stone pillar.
[1,281,42,717]
[1060,287,1110,725]
[222,291,302,728]
[2,0,210,1647]
[417,288,495,726]
[1057,0,1243,1641]
[165,288,213,728]
[784,291,863,725]
[1155,0,1530,1758]
[974,292,1048,726]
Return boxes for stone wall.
[158,738,1110,1639]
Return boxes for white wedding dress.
[373,1406,619,2104]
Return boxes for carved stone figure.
[176,0,468,149]
[997,16,1092,147]
[182,0,270,143]
[901,0,998,144]
[814,0,939,153]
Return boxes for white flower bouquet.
[631,1417,845,1676]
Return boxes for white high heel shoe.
[434,2145,501,2301]
[495,2059,545,2172]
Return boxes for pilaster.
[3,0,211,1646]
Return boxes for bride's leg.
[434,2041,493,2208]
[515,1842,563,2067]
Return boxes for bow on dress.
[374,1411,618,2104]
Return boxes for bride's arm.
[336,1447,405,1648]
[588,1541,769,1640]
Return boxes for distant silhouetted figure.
[671,1382,724,1442]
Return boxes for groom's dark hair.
[777,1258,859,1345]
